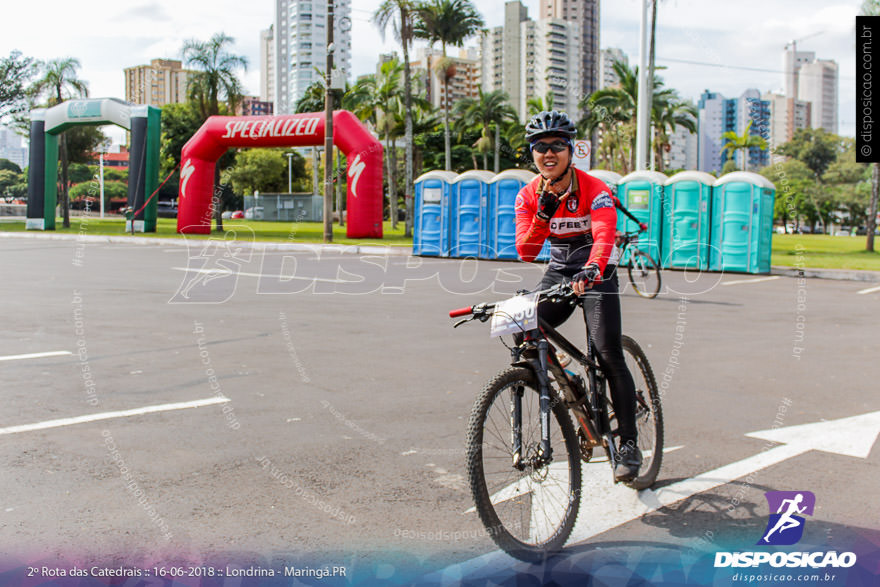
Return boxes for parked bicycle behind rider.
[514,110,641,482]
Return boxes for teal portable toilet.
[488,169,536,260]
[449,170,494,258]
[662,171,715,269]
[587,170,623,198]
[617,170,666,263]
[710,171,776,274]
[414,170,457,256]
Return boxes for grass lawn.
[3,218,880,272]
[0,217,412,247]
[771,234,880,272]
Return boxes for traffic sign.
[572,139,591,172]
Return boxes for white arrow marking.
[0,351,72,362]
[0,397,231,436]
[464,411,880,547]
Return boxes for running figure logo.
[758,491,816,545]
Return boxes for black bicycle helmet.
[525,110,577,142]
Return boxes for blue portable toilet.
[449,170,494,258]
[587,170,623,198]
[662,171,715,270]
[414,170,457,256]
[487,169,536,260]
[710,171,776,274]
[617,170,667,263]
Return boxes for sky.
[0,0,860,145]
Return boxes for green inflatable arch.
[26,98,161,231]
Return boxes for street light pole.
[285,152,294,193]
[635,0,651,171]
[323,0,335,243]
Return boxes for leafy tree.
[454,88,517,172]
[720,121,768,173]
[159,100,201,202]
[30,57,89,228]
[414,0,484,171]
[221,149,305,196]
[67,162,92,184]
[720,160,739,175]
[0,158,22,174]
[375,0,418,236]
[775,128,842,179]
[0,50,36,122]
[182,32,247,230]
[823,139,871,228]
[761,158,814,231]
[69,179,126,208]
[0,169,22,196]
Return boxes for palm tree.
[720,121,768,172]
[31,58,89,228]
[183,32,247,231]
[414,0,484,172]
[375,0,418,237]
[454,88,517,172]
[354,59,406,227]
[183,33,248,119]
[526,92,555,117]
[651,90,697,172]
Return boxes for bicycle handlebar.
[449,306,473,318]
[448,283,576,322]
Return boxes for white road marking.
[0,397,231,436]
[856,284,880,295]
[721,276,782,286]
[171,267,358,284]
[0,351,73,362]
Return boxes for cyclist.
[514,110,641,482]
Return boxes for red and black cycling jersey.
[514,167,619,273]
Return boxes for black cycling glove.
[535,190,561,221]
[572,263,601,289]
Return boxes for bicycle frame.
[508,314,615,471]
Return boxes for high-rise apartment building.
[540,0,600,105]
[480,26,504,94]
[599,48,627,89]
[0,127,27,169]
[764,92,811,162]
[260,26,275,104]
[666,119,698,171]
[124,59,192,107]
[783,42,815,100]
[698,89,771,173]
[411,47,481,111]
[797,59,838,134]
[273,0,352,115]
[503,1,529,118]
[697,90,736,174]
[520,18,582,117]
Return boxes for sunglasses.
[531,141,569,154]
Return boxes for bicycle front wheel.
[466,367,582,562]
[627,250,661,299]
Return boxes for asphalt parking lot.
[1,235,877,580]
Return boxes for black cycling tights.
[535,266,638,444]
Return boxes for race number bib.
[490,293,539,338]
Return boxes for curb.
[0,231,413,257]
[771,265,880,282]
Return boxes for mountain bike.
[617,229,662,299]
[449,284,663,562]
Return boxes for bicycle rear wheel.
[466,367,582,562]
[606,336,663,489]
[627,251,661,299]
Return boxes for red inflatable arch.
[177,110,383,238]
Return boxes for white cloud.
[0,0,857,138]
